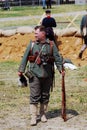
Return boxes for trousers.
[29,76,52,104]
[81,36,87,51]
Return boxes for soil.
[0,33,87,130]
[0,33,87,67]
[1,110,87,130]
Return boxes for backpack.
[45,27,55,41]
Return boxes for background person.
[18,25,64,126]
[42,0,46,9]
[2,0,10,10]
[46,0,52,9]
[41,10,57,41]
[78,10,87,59]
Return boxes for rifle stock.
[61,65,67,121]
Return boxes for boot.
[30,104,38,126]
[40,103,48,123]
[78,51,83,59]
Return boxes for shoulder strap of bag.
[49,40,54,55]
[29,41,35,55]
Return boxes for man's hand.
[18,72,28,87]
[18,72,23,77]
[61,70,65,76]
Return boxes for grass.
[0,61,87,118]
[0,4,87,29]
[0,61,29,113]
[49,67,87,114]
[0,4,87,112]
[0,5,87,18]
[0,4,87,126]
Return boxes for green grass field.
[0,5,87,18]
[0,61,87,118]
[0,5,87,129]
[0,4,87,113]
[0,4,87,29]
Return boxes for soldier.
[18,25,64,126]
[46,0,52,9]
[42,0,46,9]
[78,10,87,59]
[41,10,57,42]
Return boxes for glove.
[18,72,27,87]
[19,75,28,87]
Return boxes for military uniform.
[46,0,51,9]
[41,10,57,41]
[79,14,87,58]
[18,39,63,104]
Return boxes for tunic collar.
[36,39,50,45]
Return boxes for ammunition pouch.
[28,56,36,62]
[41,54,55,65]
[25,70,34,79]
[28,55,55,65]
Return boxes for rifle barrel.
[61,70,67,121]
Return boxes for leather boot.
[79,51,83,59]
[40,103,48,122]
[30,104,38,126]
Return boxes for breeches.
[29,76,52,104]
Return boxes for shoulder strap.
[30,41,35,55]
[49,41,54,55]
[30,40,54,55]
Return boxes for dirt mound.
[0,33,87,67]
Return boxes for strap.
[32,44,46,68]
[30,40,54,56]
[49,41,54,55]
[30,41,35,55]
[31,42,35,49]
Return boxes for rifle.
[61,65,67,121]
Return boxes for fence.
[0,0,75,7]
[1,0,87,7]
[0,10,86,30]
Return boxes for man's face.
[34,28,46,41]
